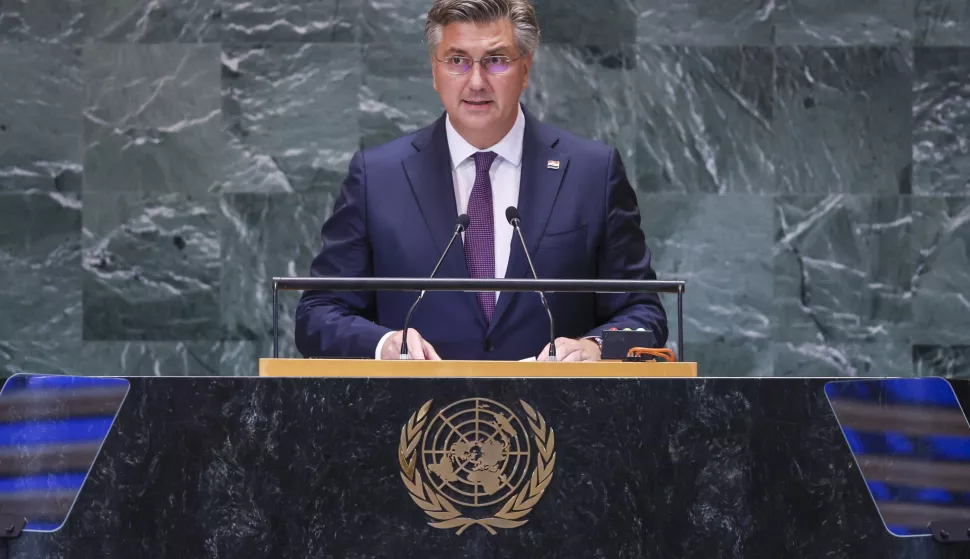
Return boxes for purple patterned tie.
[465,151,498,321]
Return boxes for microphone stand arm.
[400,225,465,359]
[511,219,557,362]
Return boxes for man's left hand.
[537,337,601,362]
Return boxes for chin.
[455,110,494,123]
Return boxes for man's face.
[431,18,532,146]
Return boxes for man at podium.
[295,0,667,362]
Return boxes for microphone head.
[505,206,520,224]
[455,213,470,231]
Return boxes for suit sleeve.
[584,148,669,348]
[294,150,393,358]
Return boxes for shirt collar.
[445,103,525,170]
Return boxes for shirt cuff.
[582,335,603,349]
[375,330,396,360]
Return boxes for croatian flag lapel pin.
[547,160,560,170]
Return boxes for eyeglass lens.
[446,56,511,74]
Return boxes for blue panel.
[825,377,962,409]
[881,378,963,409]
[867,480,891,500]
[884,432,916,455]
[2,374,128,392]
[866,481,968,506]
[825,378,970,539]
[927,435,970,461]
[915,488,955,505]
[841,430,970,462]
[0,374,128,533]
[0,473,88,494]
[841,428,866,454]
[0,417,118,447]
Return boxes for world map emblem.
[398,398,556,534]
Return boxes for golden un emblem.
[398,398,556,534]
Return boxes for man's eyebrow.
[442,45,512,56]
[486,44,512,54]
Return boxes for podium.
[4,272,968,556]
[258,358,699,377]
[5,370,970,558]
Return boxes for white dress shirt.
[377,105,526,358]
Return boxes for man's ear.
[431,55,439,93]
[521,52,533,90]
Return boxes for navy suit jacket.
[295,105,668,360]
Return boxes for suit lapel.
[401,115,486,329]
[488,111,569,336]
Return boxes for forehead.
[438,19,516,54]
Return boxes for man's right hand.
[380,329,441,360]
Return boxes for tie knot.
[473,151,498,173]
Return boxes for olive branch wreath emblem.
[398,399,556,535]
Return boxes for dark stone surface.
[0,192,81,342]
[359,41,440,149]
[220,192,337,355]
[914,345,970,378]
[221,43,360,193]
[774,195,914,376]
[773,47,913,194]
[84,0,220,42]
[637,193,774,371]
[361,0,429,44]
[219,0,362,42]
[913,48,970,195]
[532,0,637,46]
[912,196,970,345]
[0,44,83,193]
[0,0,85,42]
[916,0,970,45]
[637,0,774,46]
[774,0,914,45]
[81,191,223,341]
[82,43,223,196]
[633,45,775,193]
[5,377,967,558]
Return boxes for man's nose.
[466,61,488,89]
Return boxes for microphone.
[505,206,556,362]
[400,214,469,359]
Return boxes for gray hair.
[425,0,540,57]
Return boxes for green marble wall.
[0,0,967,377]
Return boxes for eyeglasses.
[435,54,521,76]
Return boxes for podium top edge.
[257,358,697,378]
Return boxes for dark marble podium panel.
[8,377,968,559]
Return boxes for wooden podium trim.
[258,358,697,378]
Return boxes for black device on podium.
[600,328,658,360]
